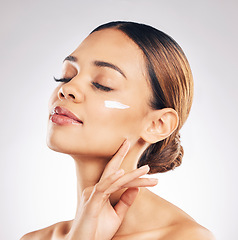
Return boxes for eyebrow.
[93,60,127,79]
[63,55,127,79]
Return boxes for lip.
[50,106,83,125]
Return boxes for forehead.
[71,29,146,79]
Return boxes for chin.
[46,130,78,155]
[46,136,69,154]
[46,123,82,155]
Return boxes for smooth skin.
[21,29,215,240]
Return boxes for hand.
[66,140,158,240]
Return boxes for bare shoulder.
[129,188,215,240]
[20,220,72,240]
[113,221,215,240]
[164,221,216,240]
[20,225,54,240]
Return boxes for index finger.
[100,139,130,180]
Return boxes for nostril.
[69,94,75,99]
[58,86,78,101]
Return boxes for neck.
[70,142,147,214]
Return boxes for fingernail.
[139,165,150,171]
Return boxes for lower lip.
[50,114,82,126]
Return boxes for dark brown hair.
[91,21,194,174]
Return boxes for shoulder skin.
[162,221,216,240]
[113,221,215,240]
[20,220,72,240]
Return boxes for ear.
[140,108,179,144]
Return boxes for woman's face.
[47,29,152,158]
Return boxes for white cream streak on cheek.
[104,100,130,109]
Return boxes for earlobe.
[141,108,179,144]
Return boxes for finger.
[114,187,139,222]
[104,165,150,195]
[87,169,125,211]
[123,177,158,188]
[100,139,130,180]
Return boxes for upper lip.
[51,106,83,123]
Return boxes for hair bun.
[138,133,184,174]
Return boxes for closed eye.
[91,82,112,92]
[53,77,72,83]
[53,77,113,92]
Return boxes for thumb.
[114,187,139,222]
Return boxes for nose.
[58,82,84,103]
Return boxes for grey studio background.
[1,0,237,239]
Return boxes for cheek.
[86,99,144,137]
[104,100,130,109]
[82,102,141,155]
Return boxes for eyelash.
[53,77,113,92]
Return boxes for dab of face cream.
[104,100,130,109]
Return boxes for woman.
[21,21,214,239]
